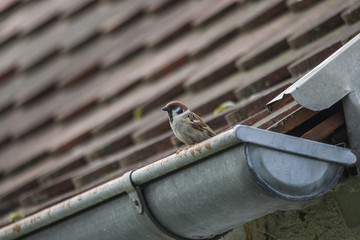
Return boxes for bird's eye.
[176,107,183,114]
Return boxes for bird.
[162,101,216,153]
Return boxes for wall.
[231,176,360,240]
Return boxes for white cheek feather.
[173,109,189,119]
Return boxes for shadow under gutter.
[269,33,360,169]
[0,126,357,240]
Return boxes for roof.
[0,0,359,227]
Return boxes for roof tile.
[0,78,22,114]
[142,1,199,48]
[286,0,322,11]
[301,110,345,141]
[142,0,175,13]
[132,111,171,144]
[0,88,77,140]
[133,64,193,117]
[191,0,242,27]
[185,9,297,91]
[341,1,360,24]
[240,0,287,31]
[74,131,174,188]
[0,126,62,174]
[99,18,152,67]
[48,63,189,152]
[0,23,64,74]
[53,94,98,122]
[286,0,350,48]
[0,0,60,43]
[119,132,173,168]
[288,40,343,77]
[71,157,120,189]
[237,37,290,70]
[0,157,66,201]
[0,201,19,222]
[19,175,74,207]
[139,35,193,81]
[55,52,101,88]
[205,112,231,134]
[0,65,16,84]
[82,122,137,160]
[0,0,21,15]
[239,108,271,127]
[60,0,97,17]
[38,154,87,184]
[267,107,319,134]
[99,0,144,33]
[189,0,287,58]
[287,21,360,77]
[234,64,290,100]
[236,10,315,70]
[95,53,153,102]
[59,1,135,52]
[13,58,68,105]
[254,101,301,129]
[225,79,294,126]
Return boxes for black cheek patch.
[176,107,183,114]
[168,111,173,123]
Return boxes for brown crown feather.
[165,101,188,111]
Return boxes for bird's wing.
[187,112,216,137]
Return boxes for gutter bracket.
[123,170,193,240]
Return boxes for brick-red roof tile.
[13,58,68,105]
[225,79,294,126]
[289,41,342,77]
[0,156,65,200]
[19,175,74,207]
[0,0,20,15]
[185,7,296,91]
[142,0,175,13]
[71,156,120,189]
[60,0,97,18]
[0,127,62,174]
[301,111,345,141]
[341,1,360,24]
[254,102,302,130]
[286,0,353,48]
[267,107,319,134]
[191,0,242,27]
[286,0,322,11]
[142,1,200,48]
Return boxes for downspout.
[0,126,357,240]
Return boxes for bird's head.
[162,101,189,122]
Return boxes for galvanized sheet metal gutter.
[0,126,357,240]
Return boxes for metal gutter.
[268,33,360,165]
[0,126,357,240]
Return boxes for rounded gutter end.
[235,125,356,201]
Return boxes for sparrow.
[162,101,216,152]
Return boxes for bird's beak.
[162,106,170,112]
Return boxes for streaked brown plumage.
[162,101,216,146]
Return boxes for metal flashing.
[268,33,360,159]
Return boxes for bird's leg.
[176,145,192,154]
